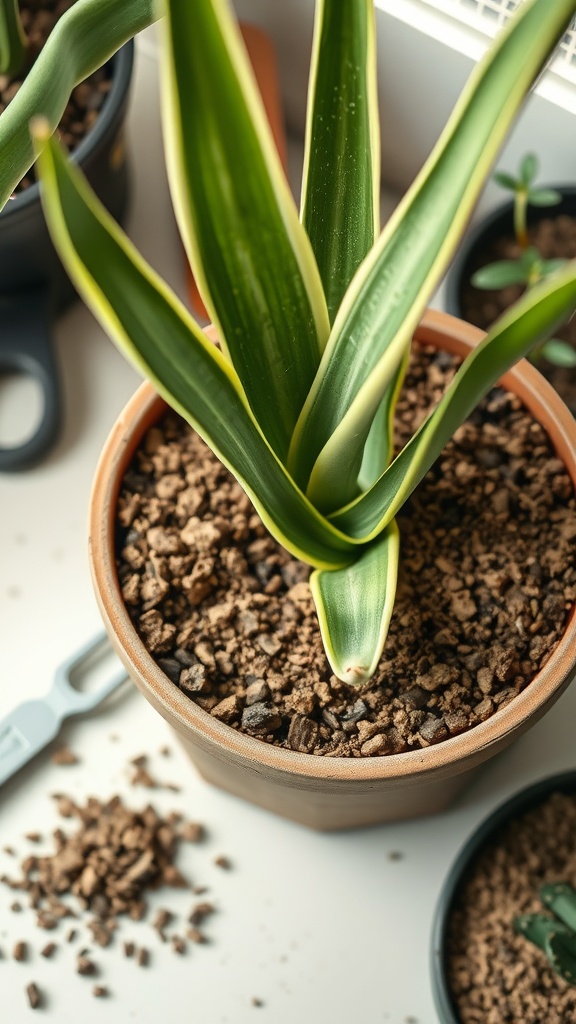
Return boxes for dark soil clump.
[2,0,112,194]
[447,791,576,1023]
[115,344,576,757]
[460,213,576,414]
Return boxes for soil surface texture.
[448,791,576,1024]
[3,0,112,194]
[460,213,576,415]
[115,344,576,758]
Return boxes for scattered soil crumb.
[92,985,108,998]
[77,954,97,976]
[13,940,27,961]
[41,943,56,959]
[152,908,171,940]
[26,982,42,1009]
[189,902,214,926]
[182,822,203,843]
[51,746,78,766]
[136,946,149,967]
[214,856,231,870]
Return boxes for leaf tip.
[338,664,370,687]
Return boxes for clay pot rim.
[89,308,576,784]
[0,41,134,219]
[430,768,576,1024]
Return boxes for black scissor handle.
[0,285,61,472]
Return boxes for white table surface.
[2,30,576,1024]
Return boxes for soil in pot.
[114,343,576,758]
[447,790,576,1023]
[460,213,576,415]
[2,0,113,194]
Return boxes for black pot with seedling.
[445,154,576,378]
[432,770,576,1024]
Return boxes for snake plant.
[6,0,576,685]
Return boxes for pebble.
[241,702,282,734]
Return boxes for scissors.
[0,633,128,787]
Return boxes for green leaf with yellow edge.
[358,349,410,492]
[301,0,379,324]
[0,0,26,77]
[310,521,399,686]
[33,127,358,570]
[0,0,160,209]
[289,0,576,511]
[161,0,329,462]
[329,261,576,540]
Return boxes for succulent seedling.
[515,883,576,985]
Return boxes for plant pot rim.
[445,184,576,318]
[0,40,134,219]
[430,767,576,1024]
[89,308,576,785]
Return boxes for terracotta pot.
[89,309,576,831]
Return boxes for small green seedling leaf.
[471,260,530,289]
[541,884,576,930]
[493,170,520,192]
[546,931,576,985]
[527,187,563,207]
[520,152,538,186]
[540,338,576,367]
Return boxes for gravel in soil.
[115,343,576,757]
[3,0,112,194]
[447,791,576,1024]
[460,213,576,415]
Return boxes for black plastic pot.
[0,41,134,471]
[444,186,576,320]
[431,769,576,1024]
